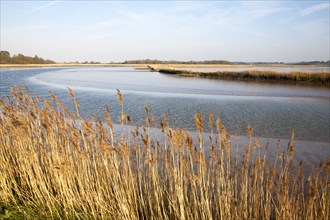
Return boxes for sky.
[0,1,329,63]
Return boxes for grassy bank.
[156,68,330,86]
[0,86,329,219]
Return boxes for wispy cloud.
[301,2,329,16]
[32,0,62,12]
[278,2,329,24]
[239,1,290,19]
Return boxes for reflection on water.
[1,67,330,142]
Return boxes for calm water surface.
[1,67,329,143]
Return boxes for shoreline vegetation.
[0,86,329,219]
[1,63,329,86]
[152,66,330,86]
[1,51,329,85]
[1,62,329,69]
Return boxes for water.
[1,67,330,143]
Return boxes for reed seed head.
[116,89,123,106]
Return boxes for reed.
[157,68,330,85]
[0,86,329,219]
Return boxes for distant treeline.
[247,61,330,66]
[291,61,330,66]
[122,59,232,65]
[0,51,56,64]
[122,59,330,66]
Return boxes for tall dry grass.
[157,68,330,85]
[0,85,329,219]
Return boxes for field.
[0,85,329,219]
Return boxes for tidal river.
[1,67,329,146]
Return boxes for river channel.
[1,67,329,143]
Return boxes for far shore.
[150,65,330,86]
[1,63,329,86]
[0,63,151,69]
[1,62,329,69]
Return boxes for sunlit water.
[1,67,329,144]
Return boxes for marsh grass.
[157,68,330,85]
[0,85,329,219]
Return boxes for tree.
[0,51,55,64]
[0,51,11,64]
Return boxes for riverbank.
[153,66,330,86]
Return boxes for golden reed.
[0,85,329,219]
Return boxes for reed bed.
[0,85,329,219]
[157,68,330,85]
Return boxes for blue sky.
[1,1,329,63]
